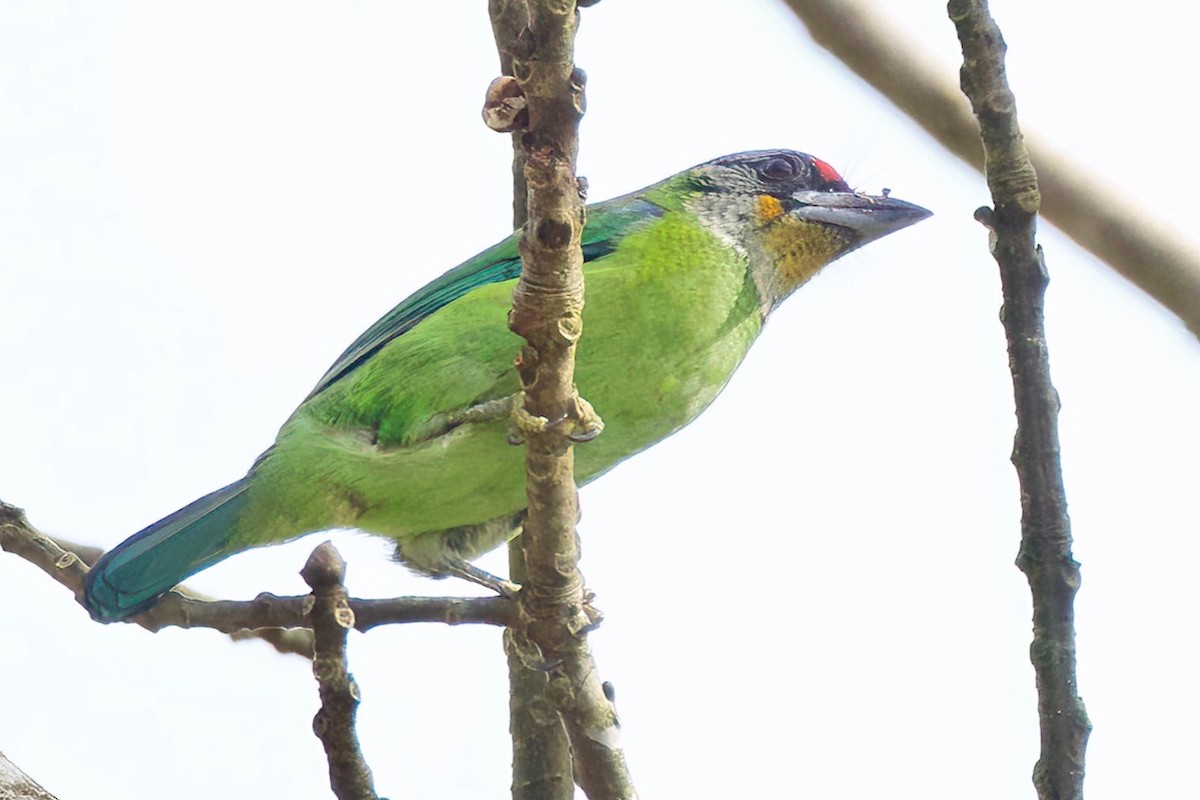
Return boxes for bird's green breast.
[235,208,762,545]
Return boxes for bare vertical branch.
[485,1,636,797]
[504,613,573,800]
[301,542,380,800]
[949,3,1091,799]
[489,4,576,798]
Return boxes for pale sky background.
[3,2,1199,798]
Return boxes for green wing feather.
[307,196,666,399]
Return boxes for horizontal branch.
[1,500,514,660]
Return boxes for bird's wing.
[305,196,665,400]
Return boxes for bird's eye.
[760,157,799,181]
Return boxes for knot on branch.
[332,597,356,630]
[511,54,534,84]
[482,75,528,133]
[534,215,573,249]
[301,541,347,591]
[55,551,81,570]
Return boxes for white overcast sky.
[2,2,1198,799]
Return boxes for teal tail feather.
[83,478,251,621]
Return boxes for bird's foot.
[508,391,604,444]
[445,556,522,599]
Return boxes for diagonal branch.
[949,2,1091,798]
[0,753,59,800]
[780,0,1200,336]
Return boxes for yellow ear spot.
[756,195,785,224]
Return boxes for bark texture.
[950,3,1091,798]
[302,542,379,800]
[489,1,637,798]
[490,3,576,798]
[0,754,59,800]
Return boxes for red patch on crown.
[810,157,847,188]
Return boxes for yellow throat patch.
[755,194,854,299]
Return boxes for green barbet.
[84,150,929,621]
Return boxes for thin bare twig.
[352,595,513,631]
[949,2,1090,798]
[781,0,1200,336]
[1,500,511,660]
[302,542,379,800]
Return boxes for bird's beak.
[788,190,932,249]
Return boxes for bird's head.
[661,149,931,313]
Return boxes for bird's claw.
[508,392,604,444]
